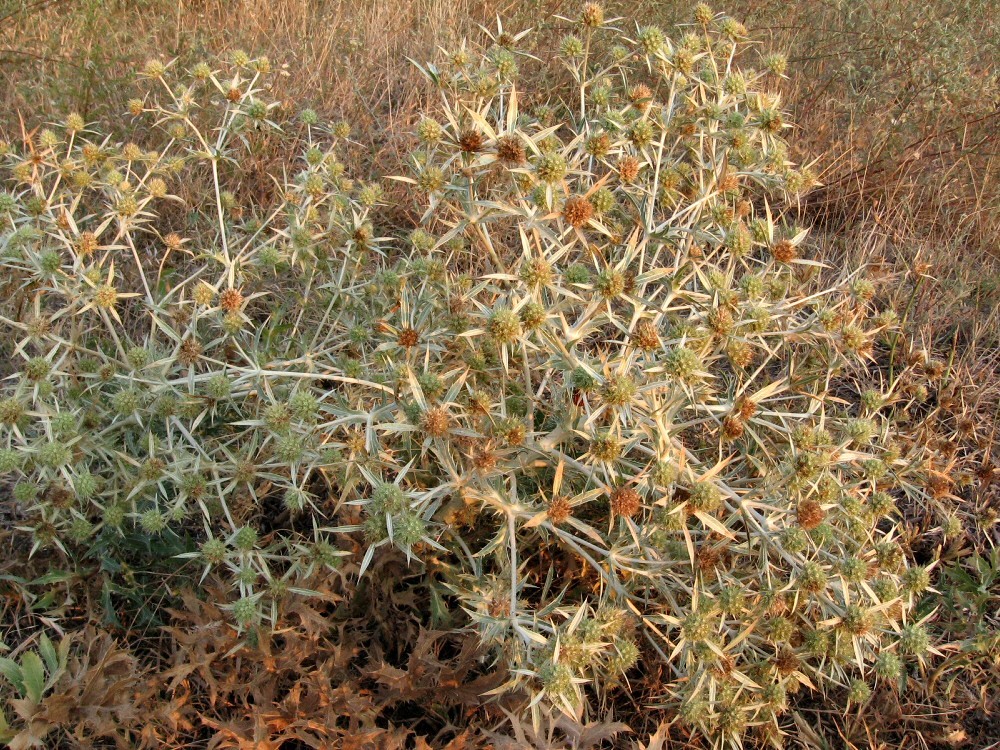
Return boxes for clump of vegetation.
[0,4,995,748]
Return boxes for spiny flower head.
[687,481,721,513]
[637,25,665,55]
[601,373,637,406]
[581,2,604,27]
[764,53,788,76]
[487,307,522,343]
[0,397,24,425]
[560,35,584,58]
[219,287,244,313]
[665,347,702,383]
[617,155,641,182]
[420,406,451,437]
[596,268,626,298]
[519,257,553,288]
[535,152,568,184]
[394,511,427,548]
[563,195,593,227]
[898,624,929,655]
[610,486,641,518]
[496,134,526,164]
[417,165,446,193]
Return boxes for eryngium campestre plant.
[0,7,940,743]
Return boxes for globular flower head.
[535,152,568,184]
[563,195,593,227]
[394,511,427,548]
[487,307,522,344]
[560,35,584,58]
[898,624,929,655]
[581,2,604,27]
[610,486,641,518]
[201,537,228,564]
[637,25,665,55]
[601,373,637,406]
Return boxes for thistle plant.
[0,6,942,744]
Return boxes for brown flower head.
[722,414,745,440]
[178,338,203,366]
[219,288,244,313]
[420,406,451,438]
[459,129,485,153]
[771,239,796,263]
[797,498,826,530]
[548,495,572,525]
[628,83,653,112]
[610,486,642,518]
[631,319,660,351]
[618,156,640,183]
[496,134,525,164]
[397,327,419,348]
[563,195,594,227]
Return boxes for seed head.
[682,610,714,643]
[771,238,796,263]
[560,35,584,58]
[902,566,931,595]
[721,17,748,39]
[548,495,572,524]
[458,128,485,153]
[637,25,665,55]
[581,2,604,27]
[496,134,525,164]
[37,441,72,468]
[232,596,257,626]
[898,624,929,655]
[563,195,594,227]
[586,132,612,158]
[841,604,872,635]
[148,177,168,198]
[665,347,702,383]
[178,338,202,366]
[95,284,120,312]
[396,326,420,349]
[628,119,654,147]
[394,511,427,548]
[586,190,612,218]
[0,397,25,425]
[617,155,640,183]
[628,83,653,112]
[765,615,795,643]
[875,651,902,679]
[417,165,446,193]
[589,433,622,462]
[611,487,642,518]
[595,268,626,299]
[631,320,660,351]
[64,112,85,134]
[143,59,166,77]
[519,301,546,330]
[687,481,721,513]
[420,406,451,438]
[797,498,826,531]
[219,287,244,313]
[764,53,788,76]
[519,257,553,288]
